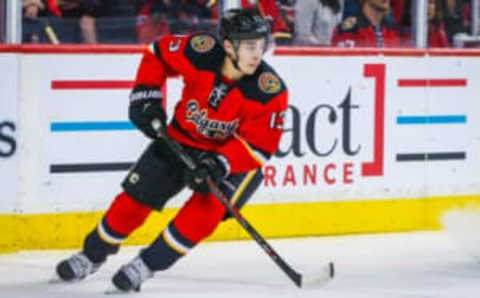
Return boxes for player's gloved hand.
[185,153,229,195]
[129,97,166,139]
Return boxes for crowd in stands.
[18,0,479,47]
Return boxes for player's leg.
[111,169,264,291]
[55,192,153,281]
[55,140,187,281]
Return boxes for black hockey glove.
[128,87,166,139]
[185,153,229,195]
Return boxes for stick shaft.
[159,130,302,287]
[205,177,302,287]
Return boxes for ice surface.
[0,231,479,298]
[442,208,480,261]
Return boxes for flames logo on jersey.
[190,35,216,53]
[341,16,357,31]
[258,72,281,94]
[186,100,239,140]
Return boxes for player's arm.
[129,35,189,139]
[218,91,288,174]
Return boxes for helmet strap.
[227,39,242,72]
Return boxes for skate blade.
[48,274,83,285]
[48,277,64,284]
[105,289,128,295]
[105,287,140,295]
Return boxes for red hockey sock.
[173,192,227,244]
[104,192,153,236]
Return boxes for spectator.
[22,0,61,43]
[342,0,360,19]
[135,0,213,44]
[56,0,104,43]
[277,0,296,32]
[294,0,344,46]
[427,0,449,47]
[172,0,213,33]
[441,0,467,42]
[24,0,46,18]
[331,0,401,47]
[209,0,293,44]
[397,0,449,47]
[458,0,474,35]
[257,0,294,44]
[344,0,396,27]
[23,0,61,18]
[135,0,171,44]
[391,0,405,25]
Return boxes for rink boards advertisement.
[1,46,480,251]
[0,54,18,251]
[0,54,18,214]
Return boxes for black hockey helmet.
[219,8,271,45]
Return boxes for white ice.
[1,231,479,298]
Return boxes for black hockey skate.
[111,255,153,292]
[56,252,102,281]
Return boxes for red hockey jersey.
[132,32,288,174]
[331,13,401,48]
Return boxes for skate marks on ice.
[1,232,480,298]
[442,207,480,261]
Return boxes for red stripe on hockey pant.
[104,192,153,235]
[173,192,227,244]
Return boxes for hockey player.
[55,8,288,292]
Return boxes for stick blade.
[300,262,335,288]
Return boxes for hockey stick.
[151,120,334,288]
